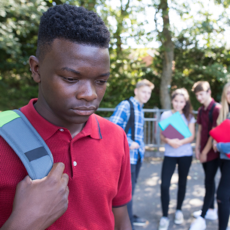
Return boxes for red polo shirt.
[0,99,131,230]
[197,98,221,161]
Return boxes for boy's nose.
[76,81,97,101]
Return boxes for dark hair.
[171,88,193,121]
[36,4,110,60]
[191,81,210,93]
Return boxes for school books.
[158,111,192,139]
[209,119,230,158]
[161,124,184,140]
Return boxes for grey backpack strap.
[0,110,53,180]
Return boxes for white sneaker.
[174,210,184,224]
[193,209,218,220]
[158,217,169,230]
[189,216,206,230]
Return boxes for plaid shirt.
[110,97,145,164]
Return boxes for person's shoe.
[133,215,147,226]
[193,209,218,220]
[174,210,184,224]
[158,217,169,230]
[189,216,206,230]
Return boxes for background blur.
[1,0,230,111]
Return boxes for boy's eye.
[96,80,107,85]
[62,76,78,83]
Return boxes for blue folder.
[158,112,192,138]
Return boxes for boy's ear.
[134,88,138,96]
[29,56,41,83]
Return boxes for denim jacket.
[217,142,230,160]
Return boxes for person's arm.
[216,142,230,154]
[110,101,139,149]
[160,122,195,149]
[195,125,201,159]
[1,163,69,230]
[112,206,132,230]
[199,105,220,163]
[200,136,213,163]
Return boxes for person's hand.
[195,148,200,160]
[2,163,69,230]
[199,153,207,163]
[213,140,218,152]
[167,138,182,149]
[130,142,140,150]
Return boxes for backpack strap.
[208,102,216,131]
[0,110,53,180]
[124,99,135,141]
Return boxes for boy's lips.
[71,106,96,116]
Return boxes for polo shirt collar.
[203,98,215,111]
[21,99,102,141]
[81,114,102,140]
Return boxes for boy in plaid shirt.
[110,79,154,229]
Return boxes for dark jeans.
[201,158,219,218]
[127,156,142,230]
[161,156,192,217]
[217,159,230,230]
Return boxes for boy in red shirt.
[0,4,132,230]
[190,81,220,230]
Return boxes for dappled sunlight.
[189,198,203,207]
[133,158,225,230]
[145,176,160,186]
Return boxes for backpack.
[0,110,53,180]
[124,99,135,141]
[198,102,218,136]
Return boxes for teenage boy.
[189,81,221,230]
[110,79,154,230]
[0,4,132,230]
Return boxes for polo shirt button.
[59,128,64,132]
[73,161,77,166]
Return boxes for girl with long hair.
[213,82,230,230]
[158,88,195,230]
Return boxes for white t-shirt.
[160,110,196,157]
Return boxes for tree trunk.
[159,0,174,109]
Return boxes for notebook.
[161,124,185,139]
[159,112,192,138]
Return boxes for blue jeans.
[127,156,142,230]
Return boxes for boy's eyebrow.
[61,67,80,75]
[61,67,110,77]
[100,72,110,77]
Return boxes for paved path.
[133,157,229,230]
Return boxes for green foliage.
[151,45,230,110]
[0,0,230,113]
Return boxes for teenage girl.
[158,88,195,230]
[213,82,230,230]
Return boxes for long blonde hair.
[217,82,230,125]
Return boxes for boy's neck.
[203,97,213,109]
[134,96,143,106]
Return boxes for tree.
[153,0,230,109]
[155,0,174,109]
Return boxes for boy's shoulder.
[117,99,131,108]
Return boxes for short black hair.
[36,4,110,60]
